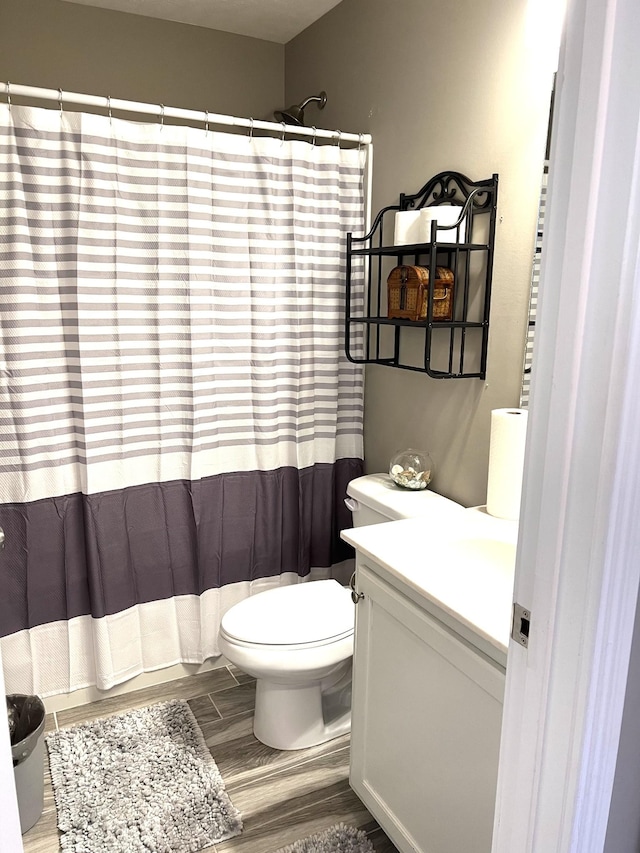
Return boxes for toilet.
[218,473,465,750]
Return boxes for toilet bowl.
[219,580,354,750]
[218,473,465,750]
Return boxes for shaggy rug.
[274,824,375,853]
[46,699,242,852]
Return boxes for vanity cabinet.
[345,171,498,378]
[349,558,505,853]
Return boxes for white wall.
[286,0,559,507]
[0,643,22,850]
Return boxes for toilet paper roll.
[419,206,466,243]
[486,408,528,520]
[394,211,422,245]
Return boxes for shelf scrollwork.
[399,171,495,213]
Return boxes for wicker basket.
[387,265,454,321]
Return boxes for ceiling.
[60,0,344,44]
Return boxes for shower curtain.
[0,102,366,697]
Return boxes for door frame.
[0,640,24,850]
[493,0,640,850]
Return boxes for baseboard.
[43,656,231,714]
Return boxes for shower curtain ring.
[204,110,209,135]
[311,126,317,147]
[334,129,342,147]
[248,117,254,142]
[58,88,63,115]
[280,121,286,145]
[107,95,112,123]
[358,133,364,151]
[6,81,10,110]
[159,104,165,130]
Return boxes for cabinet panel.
[350,563,505,853]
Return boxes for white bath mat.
[274,823,375,852]
[46,699,242,852]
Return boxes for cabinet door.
[350,562,505,853]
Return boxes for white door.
[0,534,24,851]
[492,0,640,850]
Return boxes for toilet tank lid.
[347,474,464,520]
[220,579,354,646]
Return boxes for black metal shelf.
[349,316,487,329]
[350,241,489,257]
[345,171,499,379]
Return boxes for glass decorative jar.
[389,448,434,490]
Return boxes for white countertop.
[341,508,518,665]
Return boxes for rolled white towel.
[393,210,422,245]
[420,206,466,243]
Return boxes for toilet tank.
[346,473,464,527]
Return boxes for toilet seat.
[219,632,352,653]
[220,579,354,647]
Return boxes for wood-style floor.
[22,666,399,853]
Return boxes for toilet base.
[253,662,352,750]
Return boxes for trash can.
[7,694,46,834]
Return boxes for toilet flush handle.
[344,497,359,512]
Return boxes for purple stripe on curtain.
[0,458,363,637]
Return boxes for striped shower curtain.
[0,103,365,697]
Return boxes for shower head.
[274,91,327,126]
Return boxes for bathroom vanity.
[341,510,517,853]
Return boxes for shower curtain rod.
[0,82,372,146]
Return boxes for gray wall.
[604,588,640,853]
[0,0,283,120]
[286,0,555,507]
